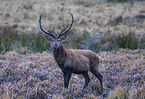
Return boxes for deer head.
[39,12,74,49]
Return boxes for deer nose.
[54,43,58,48]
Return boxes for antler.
[39,13,55,38]
[57,12,74,38]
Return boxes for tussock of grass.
[108,86,128,99]
[117,31,138,49]
[109,86,145,99]
[52,94,64,99]
[129,87,145,99]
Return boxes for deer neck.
[53,45,67,65]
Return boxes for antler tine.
[57,12,74,38]
[39,13,55,38]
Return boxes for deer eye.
[51,39,55,42]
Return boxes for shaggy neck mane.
[53,45,67,65]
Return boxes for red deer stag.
[39,12,103,90]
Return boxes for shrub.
[116,31,138,50]
[0,25,18,53]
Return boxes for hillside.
[0,0,145,98]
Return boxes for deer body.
[39,12,103,90]
[53,45,99,74]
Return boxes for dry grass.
[0,49,144,98]
[0,0,145,98]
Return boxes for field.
[0,0,145,98]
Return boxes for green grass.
[0,25,51,53]
[117,31,138,50]
[0,25,144,54]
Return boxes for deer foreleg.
[63,72,72,88]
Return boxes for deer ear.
[59,34,67,40]
[46,36,53,41]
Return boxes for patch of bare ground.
[0,49,144,98]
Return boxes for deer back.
[63,49,99,73]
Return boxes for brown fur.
[53,45,99,73]
[53,45,103,89]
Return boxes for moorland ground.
[0,0,145,98]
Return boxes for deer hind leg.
[83,72,90,89]
[63,72,72,88]
[90,69,103,89]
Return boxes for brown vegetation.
[0,0,145,98]
[0,49,144,98]
[112,14,145,25]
